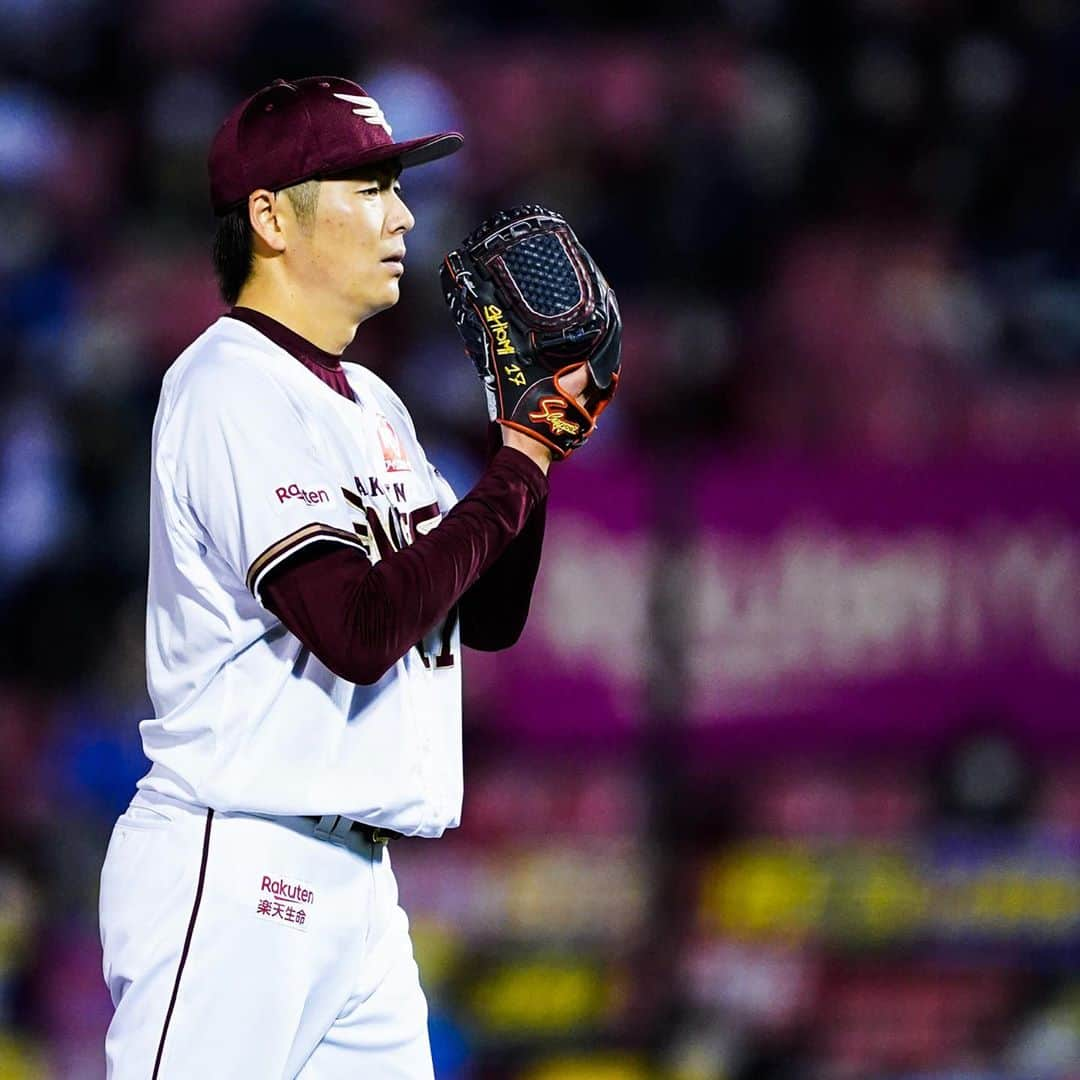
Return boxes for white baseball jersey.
[140,315,463,836]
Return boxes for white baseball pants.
[99,790,434,1078]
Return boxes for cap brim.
[393,132,464,168]
[337,131,464,173]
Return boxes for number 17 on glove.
[440,204,622,459]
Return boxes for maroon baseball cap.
[208,75,464,215]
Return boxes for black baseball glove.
[440,204,621,459]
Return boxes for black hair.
[212,206,254,306]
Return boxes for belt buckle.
[368,827,392,845]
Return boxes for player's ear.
[248,190,287,254]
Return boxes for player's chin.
[363,283,402,318]
[381,283,402,310]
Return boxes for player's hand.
[500,364,591,472]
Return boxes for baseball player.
[98,75,619,1079]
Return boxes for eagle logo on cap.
[332,93,393,137]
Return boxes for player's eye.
[357,186,380,196]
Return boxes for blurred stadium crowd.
[2,0,1080,1077]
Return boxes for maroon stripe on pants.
[152,808,214,1078]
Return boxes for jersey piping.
[245,521,370,599]
[152,809,214,1079]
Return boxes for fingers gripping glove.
[440,205,621,459]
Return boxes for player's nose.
[387,190,415,235]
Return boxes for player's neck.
[235,278,357,356]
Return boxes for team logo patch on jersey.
[377,416,411,473]
[253,873,314,933]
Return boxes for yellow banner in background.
[699,841,1080,943]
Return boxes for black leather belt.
[303,814,401,848]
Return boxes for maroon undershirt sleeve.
[458,419,547,649]
[260,446,548,685]
[457,492,547,650]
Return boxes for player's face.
[290,166,414,324]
